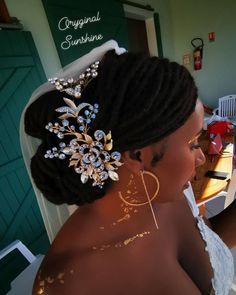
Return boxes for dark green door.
[0,30,49,294]
[42,0,129,66]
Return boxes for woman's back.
[33,196,213,295]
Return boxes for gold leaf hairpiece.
[44,61,123,188]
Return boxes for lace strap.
[184,183,199,217]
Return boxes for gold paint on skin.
[115,231,150,248]
[100,244,111,251]
[36,271,67,294]
[123,231,150,246]
[188,129,203,145]
[124,207,129,213]
[57,272,65,279]
[98,200,137,230]
[46,276,54,283]
[39,280,45,286]
[120,174,142,205]
[93,174,149,252]
[92,231,151,251]
[116,213,130,223]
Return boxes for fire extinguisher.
[191,38,204,70]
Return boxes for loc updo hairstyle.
[25,50,198,206]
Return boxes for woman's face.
[149,99,205,202]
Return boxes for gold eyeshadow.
[188,129,204,145]
[188,136,199,145]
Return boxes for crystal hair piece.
[48,61,99,98]
[44,61,122,188]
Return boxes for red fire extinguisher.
[191,38,204,70]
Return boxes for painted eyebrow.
[188,128,204,144]
[196,128,204,136]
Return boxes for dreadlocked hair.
[24,49,198,206]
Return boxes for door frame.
[123,4,159,56]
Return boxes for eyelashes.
[190,143,201,150]
[188,137,201,150]
[188,133,202,151]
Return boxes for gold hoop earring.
[118,170,159,230]
[118,170,159,207]
[140,170,159,230]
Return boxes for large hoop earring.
[118,170,159,206]
[140,170,159,230]
[118,170,159,230]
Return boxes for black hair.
[24,50,197,206]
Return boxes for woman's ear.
[122,150,144,175]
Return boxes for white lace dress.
[184,188,234,295]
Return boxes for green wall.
[148,0,174,58]
[169,0,236,107]
[6,0,62,77]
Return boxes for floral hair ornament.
[44,61,122,188]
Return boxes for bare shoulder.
[32,197,210,295]
[32,243,202,295]
[32,210,86,294]
[32,252,74,294]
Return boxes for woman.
[22,41,235,294]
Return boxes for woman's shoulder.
[33,236,202,295]
[32,208,91,294]
[33,197,207,295]
[32,248,76,294]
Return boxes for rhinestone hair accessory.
[44,61,122,188]
[48,61,99,98]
